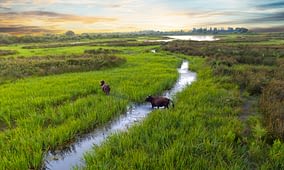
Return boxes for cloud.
[174,10,248,19]
[248,12,284,22]
[1,0,284,34]
[0,6,11,10]
[215,11,284,25]
[257,1,284,9]
[0,0,12,10]
[176,6,284,29]
[0,10,117,34]
[0,25,60,34]
[0,11,117,24]
[251,26,284,32]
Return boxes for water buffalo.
[145,95,174,109]
[100,80,110,95]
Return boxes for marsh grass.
[0,44,180,169]
[0,49,17,56]
[0,54,126,84]
[22,41,98,49]
[84,48,122,54]
[163,40,281,65]
[260,80,284,139]
[81,56,284,169]
[163,36,284,142]
[82,57,251,169]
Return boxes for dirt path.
[239,93,258,136]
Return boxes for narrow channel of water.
[146,35,219,42]
[43,60,196,170]
[167,35,219,41]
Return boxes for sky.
[0,0,284,34]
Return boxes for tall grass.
[0,54,126,84]
[260,80,284,139]
[0,49,17,56]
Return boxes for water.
[43,60,196,170]
[147,35,219,42]
[167,35,219,41]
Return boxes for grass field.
[0,34,283,169]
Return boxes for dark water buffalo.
[145,95,174,109]
[100,80,110,95]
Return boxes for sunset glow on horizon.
[0,0,284,35]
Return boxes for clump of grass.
[84,48,122,54]
[0,49,17,56]
[259,80,284,139]
[103,41,161,47]
[21,41,97,49]
[274,58,284,81]
[231,65,273,95]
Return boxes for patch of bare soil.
[239,94,258,137]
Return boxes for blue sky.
[0,0,283,34]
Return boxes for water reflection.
[146,35,219,42]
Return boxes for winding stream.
[43,60,196,170]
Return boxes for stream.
[43,60,196,170]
